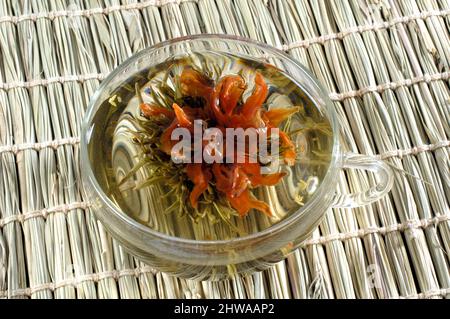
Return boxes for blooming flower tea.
[86,52,333,241]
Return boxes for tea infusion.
[88,52,333,241]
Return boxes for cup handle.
[332,152,394,208]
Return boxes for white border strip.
[0,265,449,298]
[0,201,89,227]
[1,71,448,102]
[0,266,157,298]
[300,215,450,247]
[1,137,448,160]
[0,74,105,90]
[0,137,80,155]
[378,140,450,160]
[1,199,448,243]
[329,72,450,101]
[281,9,450,50]
[0,0,194,24]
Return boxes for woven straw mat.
[0,0,449,299]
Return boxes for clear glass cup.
[81,34,393,281]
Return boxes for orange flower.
[241,72,268,118]
[186,163,211,209]
[279,131,296,166]
[180,67,214,98]
[172,103,192,127]
[217,75,246,116]
[144,67,297,217]
[140,103,174,119]
[227,189,272,217]
[263,107,299,127]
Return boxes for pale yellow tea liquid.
[87,52,333,242]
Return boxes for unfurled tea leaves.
[87,52,333,240]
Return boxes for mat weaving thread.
[0,0,449,299]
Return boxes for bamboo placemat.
[0,0,449,299]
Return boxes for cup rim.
[81,33,340,249]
